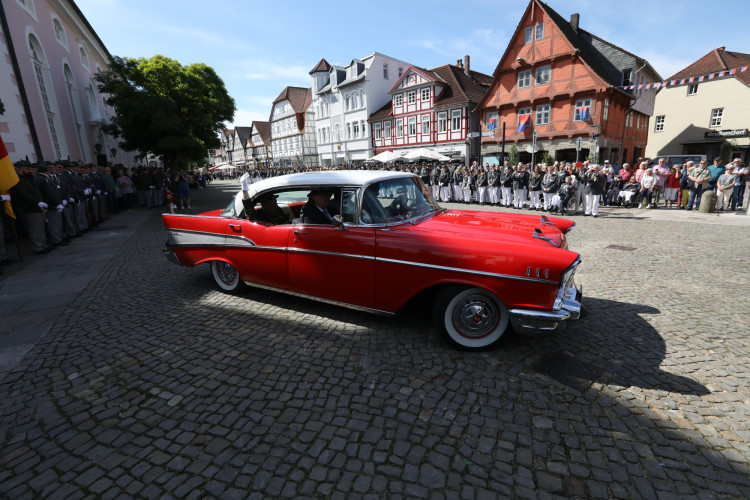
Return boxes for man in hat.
[243,192,289,225]
[34,161,67,246]
[11,160,49,253]
[301,188,337,225]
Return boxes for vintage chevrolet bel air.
[163,170,582,350]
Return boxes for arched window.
[29,34,64,160]
[79,45,89,70]
[64,65,89,161]
[52,18,67,48]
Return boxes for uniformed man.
[34,162,67,246]
[11,160,49,253]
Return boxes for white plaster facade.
[269,87,316,169]
[646,77,750,162]
[310,52,413,166]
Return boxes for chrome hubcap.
[452,294,499,339]
[217,263,237,285]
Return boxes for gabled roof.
[235,126,252,148]
[272,86,311,113]
[431,64,492,108]
[309,58,332,74]
[368,101,393,121]
[250,121,270,146]
[668,47,750,87]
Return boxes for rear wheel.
[210,261,246,293]
[433,286,509,350]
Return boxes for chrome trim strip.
[288,247,375,260]
[376,257,555,284]
[241,280,395,317]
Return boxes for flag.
[487,117,497,130]
[708,73,715,80]
[689,77,694,83]
[578,106,589,121]
[637,84,643,90]
[730,68,737,75]
[742,66,748,72]
[517,114,530,132]
[680,79,685,85]
[671,80,677,86]
[719,71,725,77]
[645,83,651,89]
[0,134,19,219]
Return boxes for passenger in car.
[244,192,290,225]
[301,188,336,224]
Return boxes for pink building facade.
[0,0,136,165]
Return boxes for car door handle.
[229,224,242,232]
[293,230,308,236]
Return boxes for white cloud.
[231,59,311,84]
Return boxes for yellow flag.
[0,133,20,219]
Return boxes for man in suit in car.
[301,188,337,225]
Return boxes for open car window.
[361,177,440,224]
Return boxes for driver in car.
[239,173,289,225]
[301,188,336,224]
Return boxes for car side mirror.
[332,215,345,229]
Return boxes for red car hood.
[412,209,572,248]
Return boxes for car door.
[225,218,291,290]
[287,189,376,308]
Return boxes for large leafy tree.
[95,55,235,168]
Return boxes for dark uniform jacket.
[584,171,605,195]
[300,200,333,225]
[11,173,44,214]
[35,174,63,206]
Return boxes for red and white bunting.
[618,65,748,90]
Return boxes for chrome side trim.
[166,228,257,248]
[240,280,395,317]
[377,257,555,284]
[288,247,375,260]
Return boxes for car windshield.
[361,177,441,224]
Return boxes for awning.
[679,139,724,145]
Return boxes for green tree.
[95,55,235,169]
[509,144,519,165]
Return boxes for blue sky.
[77,0,749,128]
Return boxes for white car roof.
[246,170,417,200]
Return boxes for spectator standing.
[583,164,604,217]
[678,162,692,209]
[686,160,711,210]
[708,157,725,192]
[638,168,656,208]
[716,165,737,212]
[528,165,542,210]
[663,164,681,208]
[174,170,191,209]
[541,165,558,211]
[651,158,670,207]
[730,159,747,210]
[116,168,135,212]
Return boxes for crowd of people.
[0,160,222,272]
[242,156,749,217]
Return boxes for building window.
[486,111,498,130]
[438,112,447,133]
[710,108,723,127]
[622,69,633,87]
[687,84,698,96]
[408,117,416,136]
[79,45,89,70]
[345,96,351,111]
[407,91,416,104]
[383,63,389,79]
[524,27,533,44]
[384,121,391,139]
[422,115,430,135]
[64,65,86,160]
[353,121,360,138]
[536,104,550,125]
[603,98,610,121]
[396,119,403,137]
[535,22,544,39]
[30,36,62,160]
[394,94,402,107]
[361,120,367,137]
[518,107,531,125]
[53,18,67,47]
[574,99,592,121]
[535,65,550,84]
[398,67,403,78]
[421,88,430,101]
[518,70,531,88]
[654,115,665,132]
[451,110,461,131]
[347,122,352,139]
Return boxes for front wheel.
[434,286,509,350]
[210,260,246,294]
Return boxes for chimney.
[457,59,463,68]
[464,55,471,75]
[570,13,580,32]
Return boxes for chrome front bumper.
[509,285,582,334]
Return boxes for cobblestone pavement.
[1,180,749,499]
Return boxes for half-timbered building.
[269,86,316,169]
[476,0,661,165]
[369,57,492,164]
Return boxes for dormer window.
[622,68,633,87]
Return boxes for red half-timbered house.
[477,0,661,166]
[369,57,491,164]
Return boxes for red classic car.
[163,170,581,350]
